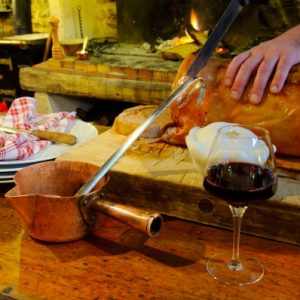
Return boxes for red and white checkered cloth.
[0,97,76,160]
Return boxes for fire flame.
[190,8,201,31]
[157,7,207,50]
[168,8,201,46]
[157,6,227,57]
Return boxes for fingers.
[224,47,285,104]
[227,53,293,104]
[248,55,279,104]
[270,56,295,94]
[224,51,251,87]
[226,51,264,101]
[223,25,300,105]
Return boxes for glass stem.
[228,205,248,271]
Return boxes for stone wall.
[0,6,14,35]
[0,0,116,39]
[48,0,116,40]
[31,0,51,33]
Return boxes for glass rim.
[216,124,270,138]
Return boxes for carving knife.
[186,0,250,78]
[76,0,250,196]
[0,126,77,145]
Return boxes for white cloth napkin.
[0,97,76,161]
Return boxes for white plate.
[0,167,30,172]
[0,178,14,183]
[0,173,15,179]
[0,174,15,181]
[0,119,97,167]
[0,161,48,172]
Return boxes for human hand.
[224,25,300,104]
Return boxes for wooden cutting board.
[57,129,300,245]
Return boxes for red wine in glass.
[203,161,277,205]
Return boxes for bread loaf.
[113,105,173,138]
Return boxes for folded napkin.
[0,97,76,161]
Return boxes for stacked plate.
[0,119,98,184]
[0,160,40,184]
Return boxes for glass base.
[206,252,264,286]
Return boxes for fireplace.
[116,0,192,45]
[113,0,283,55]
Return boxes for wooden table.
[1,127,300,299]
[0,190,299,300]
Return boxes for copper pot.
[5,161,162,243]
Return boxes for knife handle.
[32,130,77,145]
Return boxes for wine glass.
[203,124,277,286]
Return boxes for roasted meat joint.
[0,0,299,299]
[164,56,300,156]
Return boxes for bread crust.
[113,105,173,138]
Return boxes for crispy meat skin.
[162,54,300,156]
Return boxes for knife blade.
[0,126,77,145]
[186,0,250,78]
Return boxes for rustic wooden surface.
[0,194,299,300]
[57,129,300,246]
[19,52,180,105]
